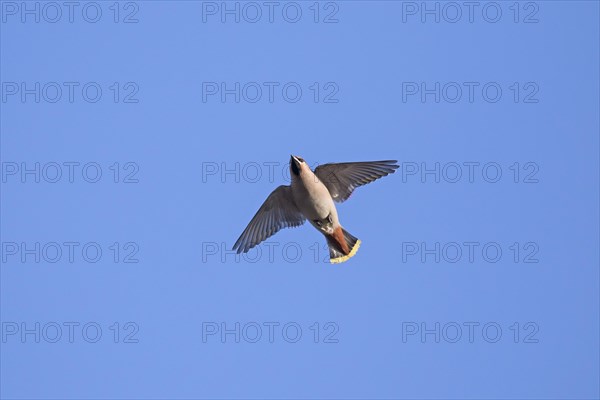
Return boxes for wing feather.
[233,185,305,254]
[314,160,399,203]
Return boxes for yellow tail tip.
[330,240,361,264]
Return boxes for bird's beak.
[290,155,300,165]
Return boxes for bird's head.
[290,155,307,177]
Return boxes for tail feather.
[326,227,361,264]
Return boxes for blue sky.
[1,1,599,399]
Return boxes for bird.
[233,156,399,263]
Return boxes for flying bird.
[233,156,398,263]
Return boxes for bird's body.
[233,156,398,263]
[291,165,337,224]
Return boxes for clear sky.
[1,1,599,399]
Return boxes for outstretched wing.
[233,185,305,254]
[314,160,399,203]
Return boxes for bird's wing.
[314,160,399,203]
[233,185,305,254]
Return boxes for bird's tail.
[326,227,361,264]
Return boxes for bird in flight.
[233,156,398,263]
